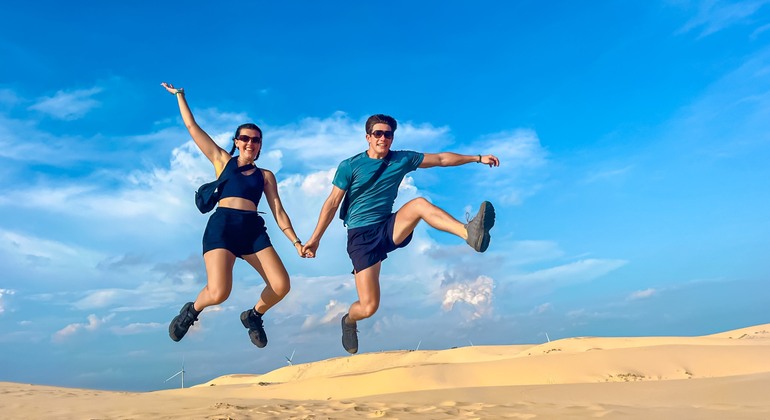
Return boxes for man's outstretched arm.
[419,152,500,168]
[301,186,346,258]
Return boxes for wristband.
[175,90,184,96]
[292,239,301,245]
[477,154,482,163]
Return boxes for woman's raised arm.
[161,82,229,167]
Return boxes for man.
[302,114,499,354]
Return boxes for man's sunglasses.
[236,135,262,144]
[369,130,394,139]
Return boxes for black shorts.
[346,213,413,273]
[202,207,272,258]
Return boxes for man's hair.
[365,114,397,134]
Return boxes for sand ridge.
[2,323,769,419]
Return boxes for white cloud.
[52,313,115,342]
[467,129,549,205]
[582,165,635,184]
[0,288,15,314]
[628,288,657,300]
[73,270,203,312]
[506,241,566,266]
[0,229,103,277]
[0,114,42,160]
[300,299,349,330]
[28,87,102,120]
[268,112,452,170]
[511,258,628,284]
[111,322,164,335]
[0,89,19,107]
[441,275,495,319]
[531,302,553,315]
[750,22,770,38]
[678,0,770,38]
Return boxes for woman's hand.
[160,82,184,96]
[295,241,307,258]
[301,239,318,258]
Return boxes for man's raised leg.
[393,197,495,252]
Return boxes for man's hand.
[480,154,500,167]
[301,239,319,258]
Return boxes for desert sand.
[2,323,769,419]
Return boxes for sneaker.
[464,201,496,252]
[240,309,268,348]
[169,302,198,342]
[341,313,358,354]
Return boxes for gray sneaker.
[341,313,358,354]
[464,201,495,252]
[240,309,268,348]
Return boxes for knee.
[408,197,431,209]
[206,286,231,305]
[272,282,291,299]
[358,301,380,319]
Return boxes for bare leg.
[347,262,382,322]
[393,197,467,245]
[195,248,237,311]
[242,246,291,314]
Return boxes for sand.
[2,323,769,419]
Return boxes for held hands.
[160,82,184,96]
[294,241,307,258]
[301,239,319,259]
[479,154,500,168]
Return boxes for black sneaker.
[240,309,268,348]
[169,302,198,342]
[341,313,358,354]
[464,201,496,252]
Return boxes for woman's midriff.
[218,197,258,211]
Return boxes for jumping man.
[302,114,499,354]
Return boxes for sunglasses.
[369,130,394,139]
[236,135,262,144]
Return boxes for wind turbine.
[285,349,296,365]
[165,358,185,388]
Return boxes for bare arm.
[419,152,500,169]
[301,185,346,258]
[262,170,304,257]
[161,82,230,171]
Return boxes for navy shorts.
[202,207,272,258]
[346,213,413,273]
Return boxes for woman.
[161,82,302,348]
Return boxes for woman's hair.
[229,123,263,158]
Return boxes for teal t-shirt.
[333,150,424,228]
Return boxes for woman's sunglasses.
[236,135,262,144]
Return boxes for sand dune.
[2,323,768,419]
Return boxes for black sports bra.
[218,157,264,207]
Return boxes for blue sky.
[1,0,769,392]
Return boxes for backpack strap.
[338,151,392,226]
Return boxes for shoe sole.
[341,314,358,354]
[473,201,496,253]
[240,310,251,329]
[169,314,183,342]
[169,302,195,342]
